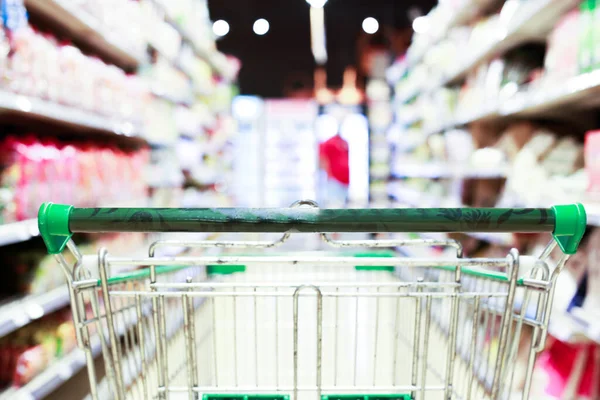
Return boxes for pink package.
[535,338,598,398]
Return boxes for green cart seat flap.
[322,394,412,400]
[203,395,290,400]
[354,251,396,271]
[206,264,246,275]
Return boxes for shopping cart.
[37,201,586,400]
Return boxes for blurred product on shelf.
[586,130,600,198]
[0,136,149,223]
[497,123,586,206]
[544,9,580,83]
[146,56,192,104]
[152,0,213,53]
[4,26,150,124]
[0,309,76,388]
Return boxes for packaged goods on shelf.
[586,130,600,197]
[0,309,76,388]
[178,45,214,94]
[153,0,213,53]
[0,136,149,223]
[545,9,581,84]
[144,100,179,145]
[142,1,182,62]
[146,56,192,104]
[4,26,150,123]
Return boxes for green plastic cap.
[552,203,587,255]
[38,202,73,254]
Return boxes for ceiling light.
[412,16,429,34]
[306,0,327,8]
[212,20,230,37]
[253,18,269,35]
[362,17,379,34]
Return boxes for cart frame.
[37,201,586,400]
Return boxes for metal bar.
[316,289,323,399]
[275,287,280,389]
[187,284,198,395]
[372,287,381,385]
[293,286,323,400]
[254,287,259,387]
[152,281,461,289]
[504,290,530,398]
[89,288,117,395]
[320,235,463,251]
[183,290,195,400]
[135,294,149,400]
[69,207,555,233]
[333,287,339,387]
[233,288,239,386]
[211,297,219,387]
[466,297,480,400]
[150,265,167,399]
[116,293,135,394]
[107,290,508,299]
[160,295,170,400]
[148,232,291,252]
[353,287,360,387]
[392,286,402,385]
[419,296,432,400]
[164,384,446,392]
[82,325,99,400]
[444,266,461,400]
[411,284,423,399]
[491,250,520,398]
[98,248,126,400]
[107,256,510,268]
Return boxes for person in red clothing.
[319,131,349,207]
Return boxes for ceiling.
[208,0,435,97]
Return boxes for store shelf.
[0,90,146,145]
[423,68,600,135]
[392,163,508,179]
[0,285,70,339]
[502,70,600,118]
[0,219,39,246]
[24,0,145,70]
[439,0,579,87]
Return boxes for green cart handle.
[37,203,586,256]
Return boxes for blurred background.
[0,0,598,398]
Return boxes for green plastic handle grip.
[37,203,586,255]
